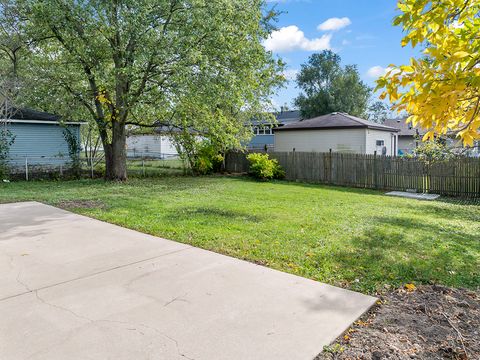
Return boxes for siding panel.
[7,123,80,165]
[274,129,367,153]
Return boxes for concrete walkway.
[0,202,376,360]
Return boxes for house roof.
[1,107,85,125]
[383,118,425,137]
[251,109,302,126]
[5,107,61,121]
[274,112,400,132]
[275,110,302,125]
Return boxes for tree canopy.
[8,0,283,179]
[377,0,480,146]
[294,50,371,119]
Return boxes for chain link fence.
[2,153,189,181]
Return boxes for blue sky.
[265,0,418,110]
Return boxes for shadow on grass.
[314,214,480,292]
[226,175,384,196]
[165,206,263,223]
[394,201,480,223]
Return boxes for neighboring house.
[126,133,178,158]
[248,109,302,150]
[274,112,399,156]
[1,107,83,167]
[384,118,480,157]
[383,118,423,155]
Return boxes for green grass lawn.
[1,176,478,294]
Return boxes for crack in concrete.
[34,290,93,323]
[164,292,190,307]
[0,246,193,303]
[31,293,195,360]
[16,270,32,293]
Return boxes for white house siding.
[365,129,398,156]
[126,134,178,158]
[274,129,367,153]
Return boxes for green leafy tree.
[294,50,371,119]
[367,100,390,123]
[15,0,283,180]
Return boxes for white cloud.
[367,66,400,79]
[367,65,388,78]
[264,25,332,53]
[317,17,352,31]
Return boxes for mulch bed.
[317,285,479,360]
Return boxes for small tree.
[408,138,455,164]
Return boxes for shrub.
[193,143,224,175]
[247,153,285,180]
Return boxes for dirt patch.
[56,200,106,210]
[317,285,479,360]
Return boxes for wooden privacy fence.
[225,151,480,198]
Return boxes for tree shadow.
[393,201,480,223]
[310,214,479,292]
[226,176,384,196]
[164,207,263,223]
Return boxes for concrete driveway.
[0,201,376,360]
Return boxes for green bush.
[247,153,285,180]
[193,143,224,175]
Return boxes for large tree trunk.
[104,121,127,180]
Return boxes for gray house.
[248,109,302,150]
[1,107,83,167]
[383,118,424,155]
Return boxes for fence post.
[292,148,296,181]
[329,148,332,184]
[60,163,63,177]
[373,151,378,189]
[142,158,145,177]
[25,156,28,181]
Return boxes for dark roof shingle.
[383,118,425,136]
[4,107,61,121]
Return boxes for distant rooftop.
[251,109,302,126]
[275,112,399,132]
[383,118,425,136]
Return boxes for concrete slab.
[386,191,440,201]
[0,202,376,360]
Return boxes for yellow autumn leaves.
[377,0,480,146]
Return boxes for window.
[253,125,272,136]
[376,140,385,146]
